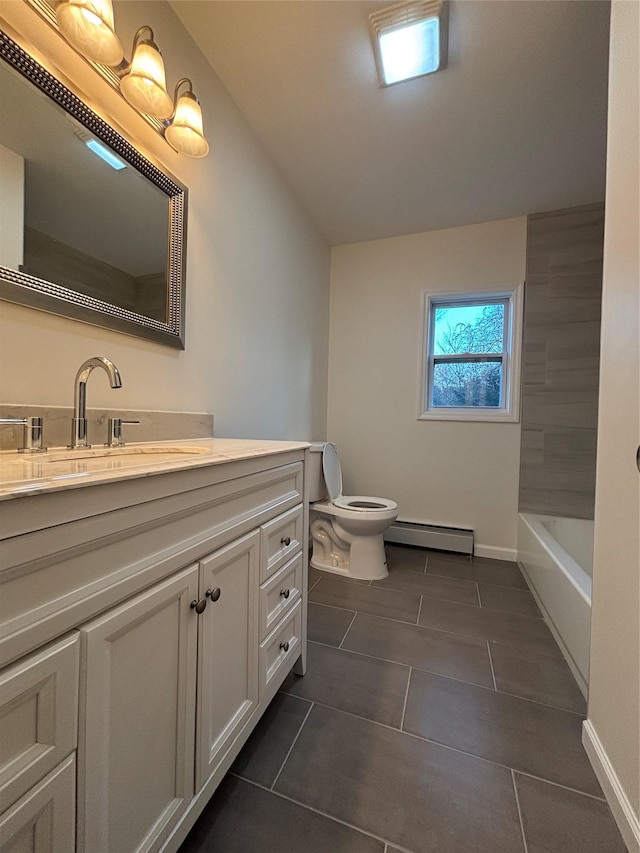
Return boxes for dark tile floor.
[180,545,627,853]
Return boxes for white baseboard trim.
[473,544,517,561]
[582,719,640,853]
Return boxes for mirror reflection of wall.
[0,59,170,322]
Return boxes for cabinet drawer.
[0,755,76,853]
[260,505,303,582]
[259,601,302,698]
[259,552,303,641]
[0,634,78,814]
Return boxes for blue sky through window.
[434,303,504,355]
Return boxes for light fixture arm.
[165,77,195,123]
[113,26,157,74]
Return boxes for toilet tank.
[307,442,328,502]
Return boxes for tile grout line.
[338,611,359,649]
[312,590,544,626]
[308,576,322,593]
[305,639,584,716]
[240,775,415,852]
[270,701,315,791]
[313,600,563,661]
[426,569,530,593]
[487,641,498,690]
[400,667,412,730]
[476,582,482,607]
[511,769,530,853]
[416,594,423,625]
[272,695,606,802]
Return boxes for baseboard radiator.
[385,521,474,555]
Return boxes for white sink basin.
[0,443,213,492]
[38,444,210,463]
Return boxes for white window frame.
[418,285,523,422]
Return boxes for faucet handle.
[0,417,47,453]
[105,418,140,448]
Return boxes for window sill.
[418,409,520,423]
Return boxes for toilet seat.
[322,442,343,502]
[333,495,398,512]
[321,444,398,514]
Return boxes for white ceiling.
[171,0,610,246]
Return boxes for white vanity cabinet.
[195,531,261,792]
[0,442,308,853]
[79,566,199,853]
[0,636,79,853]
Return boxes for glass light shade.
[56,0,123,65]
[120,40,173,119]
[165,92,209,158]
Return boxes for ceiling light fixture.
[55,0,208,157]
[369,0,448,87]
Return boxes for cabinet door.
[0,755,75,853]
[196,531,259,790]
[79,566,199,853]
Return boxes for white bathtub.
[518,513,593,697]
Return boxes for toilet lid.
[322,442,343,502]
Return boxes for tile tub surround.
[180,546,625,853]
[519,203,605,519]
[0,404,214,451]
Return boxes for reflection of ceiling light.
[120,27,173,120]
[85,139,127,170]
[370,0,447,87]
[56,0,123,66]
[73,127,127,170]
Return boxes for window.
[419,287,523,421]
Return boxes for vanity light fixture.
[164,79,209,158]
[55,0,208,156]
[369,0,448,87]
[56,0,123,65]
[120,26,173,120]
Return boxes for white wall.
[585,2,640,849]
[328,218,526,556]
[0,1,330,441]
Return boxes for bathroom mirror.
[0,30,187,348]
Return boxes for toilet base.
[310,532,389,581]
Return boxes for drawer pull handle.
[279,641,290,652]
[206,588,221,602]
[281,536,291,547]
[190,598,207,614]
[280,588,290,599]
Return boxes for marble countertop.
[0,438,309,501]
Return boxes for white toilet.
[308,442,398,580]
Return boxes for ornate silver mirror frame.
[0,29,187,349]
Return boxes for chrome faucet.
[71,356,122,448]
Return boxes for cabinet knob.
[280,588,290,599]
[281,536,291,547]
[190,598,207,614]
[206,588,221,602]
[279,641,290,652]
